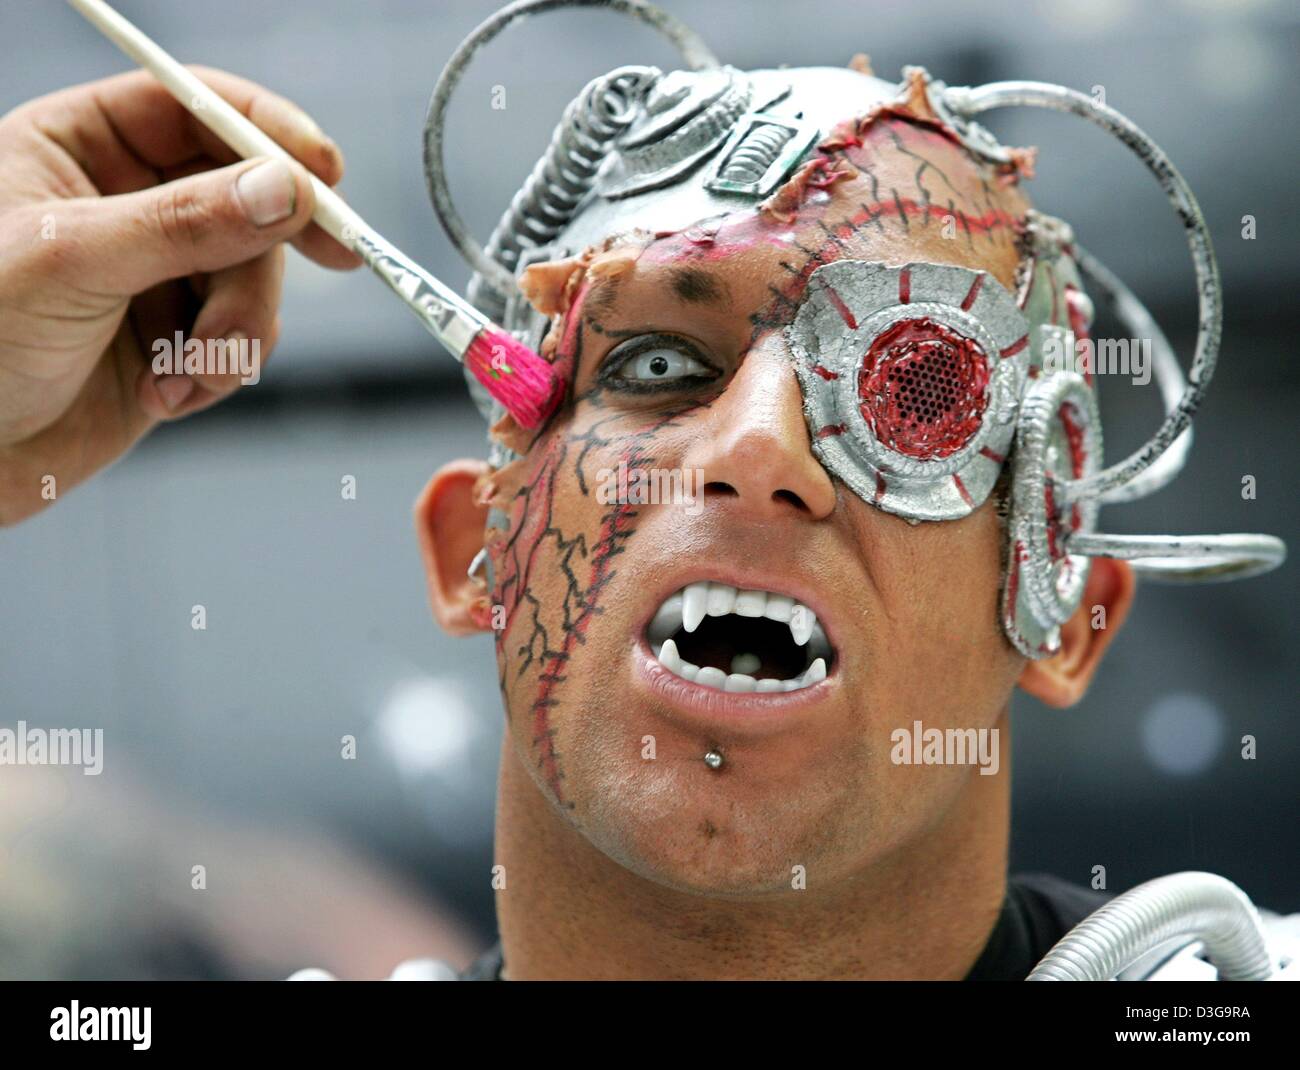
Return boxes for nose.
[683,331,837,520]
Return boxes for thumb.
[56,156,318,296]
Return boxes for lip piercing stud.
[704,750,724,770]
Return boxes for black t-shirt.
[458,872,1109,981]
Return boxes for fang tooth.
[658,638,683,673]
[682,582,709,633]
[789,604,814,646]
[734,589,766,617]
[782,657,827,691]
[706,582,736,617]
[648,593,683,641]
[808,620,831,659]
[724,673,757,692]
[756,678,783,692]
[764,594,793,623]
[695,666,726,689]
[730,651,761,675]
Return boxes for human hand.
[0,67,361,524]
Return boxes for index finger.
[27,66,346,196]
[24,65,361,270]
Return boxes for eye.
[600,333,719,391]
[620,348,711,381]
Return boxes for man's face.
[482,118,1032,894]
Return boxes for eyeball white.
[619,347,710,381]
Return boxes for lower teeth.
[730,651,761,675]
[657,639,827,693]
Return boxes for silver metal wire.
[948,81,1221,507]
[1071,244,1193,505]
[423,0,719,298]
[1067,532,1286,583]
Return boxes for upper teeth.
[652,582,822,644]
[647,581,832,693]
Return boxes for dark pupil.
[649,355,670,376]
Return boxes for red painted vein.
[961,273,985,311]
[952,473,974,507]
[999,335,1029,359]
[823,284,858,329]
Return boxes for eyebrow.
[668,266,729,307]
[584,273,623,318]
[583,264,731,322]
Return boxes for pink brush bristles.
[464,328,562,429]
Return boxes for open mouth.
[645,582,835,693]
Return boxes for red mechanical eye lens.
[856,317,991,460]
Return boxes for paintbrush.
[67,0,560,429]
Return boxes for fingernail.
[235,158,296,226]
[156,373,195,412]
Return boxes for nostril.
[703,483,809,511]
[773,489,809,512]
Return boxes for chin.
[570,735,875,899]
[601,812,811,898]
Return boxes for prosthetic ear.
[415,459,494,636]
[1017,556,1135,708]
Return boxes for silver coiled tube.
[717,122,795,186]
[1027,872,1275,981]
[467,65,661,318]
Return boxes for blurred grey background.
[0,0,1296,978]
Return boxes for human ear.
[1017,557,1136,708]
[414,458,494,636]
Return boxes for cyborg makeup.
[432,2,1283,665]
[426,0,1292,981]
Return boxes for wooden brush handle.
[67,0,488,359]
